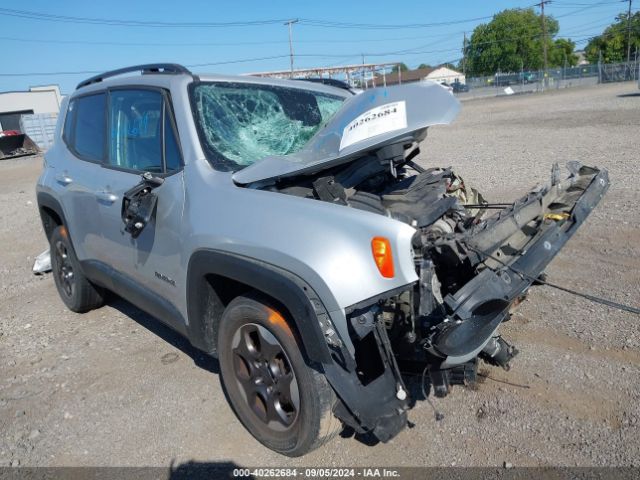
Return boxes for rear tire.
[50,226,105,313]
[218,294,338,456]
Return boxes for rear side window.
[72,93,106,162]
[62,100,76,146]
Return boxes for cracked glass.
[192,82,344,170]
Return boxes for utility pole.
[536,0,551,87]
[598,48,603,84]
[534,0,551,86]
[284,19,299,78]
[462,32,467,76]
[626,0,633,67]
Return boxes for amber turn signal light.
[371,237,394,278]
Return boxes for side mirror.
[121,172,164,238]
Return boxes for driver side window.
[107,89,182,173]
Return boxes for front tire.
[218,294,338,456]
[50,226,105,313]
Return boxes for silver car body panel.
[39,73,420,329]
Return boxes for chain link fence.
[457,61,640,100]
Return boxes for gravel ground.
[0,81,639,469]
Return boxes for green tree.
[584,12,640,63]
[417,63,432,69]
[550,38,579,67]
[466,8,573,75]
[391,63,409,73]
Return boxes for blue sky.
[0,0,633,93]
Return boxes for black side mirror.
[121,172,164,238]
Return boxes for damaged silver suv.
[36,64,608,456]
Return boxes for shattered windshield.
[192,82,345,170]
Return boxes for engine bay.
[261,136,609,400]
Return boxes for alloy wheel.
[54,240,75,298]
[231,323,300,431]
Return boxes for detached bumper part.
[426,163,609,366]
[323,164,608,443]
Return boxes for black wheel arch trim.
[186,249,334,364]
[186,249,409,441]
[36,191,69,240]
[36,191,86,278]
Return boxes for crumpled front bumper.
[323,163,609,443]
[431,163,609,363]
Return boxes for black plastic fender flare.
[186,249,333,364]
[36,191,69,240]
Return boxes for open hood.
[232,81,460,185]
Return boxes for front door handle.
[95,190,118,204]
[55,173,73,186]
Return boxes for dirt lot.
[1,82,639,469]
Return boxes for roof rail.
[76,63,192,90]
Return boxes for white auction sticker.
[339,101,407,151]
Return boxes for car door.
[97,87,186,328]
[56,92,110,264]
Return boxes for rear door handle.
[55,173,73,186]
[95,190,118,204]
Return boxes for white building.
[425,67,466,85]
[0,85,62,131]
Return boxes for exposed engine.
[265,139,608,398]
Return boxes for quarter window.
[72,93,106,162]
[62,100,76,146]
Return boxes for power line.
[0,29,612,78]
[298,1,627,28]
[0,7,502,31]
[0,55,292,77]
[0,2,628,34]
[0,3,626,50]
[0,30,460,48]
[0,36,291,47]
[0,11,619,51]
[0,8,289,27]
[1,4,633,79]
[553,0,628,18]
[0,19,627,79]
[550,0,626,8]
[296,15,498,30]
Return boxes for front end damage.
[311,161,609,441]
[357,162,608,393]
[229,82,609,442]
